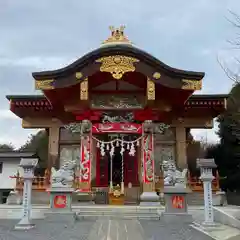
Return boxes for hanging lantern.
[97,141,100,148]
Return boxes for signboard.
[54,195,67,208]
[172,196,184,209]
[92,123,142,134]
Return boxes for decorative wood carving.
[96,55,139,80]
[182,79,202,90]
[154,144,175,175]
[101,25,132,46]
[91,94,143,109]
[35,79,54,90]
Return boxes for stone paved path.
[88,219,145,240]
[0,218,215,240]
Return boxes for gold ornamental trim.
[96,55,139,80]
[101,25,132,46]
[153,72,161,79]
[35,79,54,90]
[76,72,83,80]
[80,78,88,100]
[147,77,155,100]
[181,79,202,90]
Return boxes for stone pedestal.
[6,190,22,205]
[48,187,74,212]
[45,187,75,224]
[161,187,192,223]
[140,191,160,205]
[74,190,94,205]
[213,191,227,206]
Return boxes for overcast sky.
[0,0,239,148]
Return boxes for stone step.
[76,210,160,215]
[75,206,161,220]
[77,208,160,213]
[76,214,160,220]
[76,211,160,220]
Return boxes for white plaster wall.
[0,160,20,189]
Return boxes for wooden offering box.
[109,189,124,205]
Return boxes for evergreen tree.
[19,129,49,168]
[0,143,15,152]
[207,83,240,191]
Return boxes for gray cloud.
[0,0,239,147]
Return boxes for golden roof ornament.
[101,25,132,46]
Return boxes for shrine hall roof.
[32,44,205,81]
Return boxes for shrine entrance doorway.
[95,133,140,189]
[109,146,122,186]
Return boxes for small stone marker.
[15,158,38,230]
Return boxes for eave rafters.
[11,99,53,110]
[8,96,227,113]
[185,99,226,109]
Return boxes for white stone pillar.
[197,158,217,226]
[15,158,38,230]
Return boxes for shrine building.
[6,26,227,204]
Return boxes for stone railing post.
[197,158,217,226]
[15,158,38,230]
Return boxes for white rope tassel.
[109,142,115,192]
[110,142,115,157]
[93,135,144,157]
[129,142,136,156]
[120,144,125,156]
[100,142,105,156]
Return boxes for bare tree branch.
[217,55,239,83]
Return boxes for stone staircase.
[75,206,161,220]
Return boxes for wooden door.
[96,149,109,187]
[124,150,139,186]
